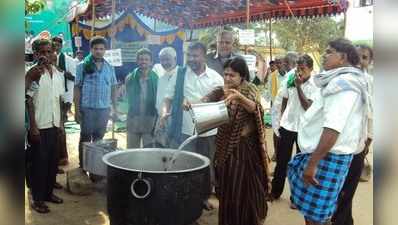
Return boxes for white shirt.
[298,81,366,155]
[58,53,77,103]
[270,69,292,136]
[270,82,286,136]
[165,66,224,136]
[280,75,320,132]
[27,66,65,129]
[365,72,374,139]
[152,63,166,78]
[156,66,178,116]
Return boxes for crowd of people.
[25,27,373,225]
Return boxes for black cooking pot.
[102,148,211,225]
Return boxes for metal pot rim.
[102,148,210,174]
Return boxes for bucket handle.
[130,170,152,199]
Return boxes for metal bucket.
[189,100,229,134]
[82,139,118,177]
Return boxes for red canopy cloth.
[76,0,348,29]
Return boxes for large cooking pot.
[82,139,118,176]
[103,148,211,225]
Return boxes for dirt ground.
[25,126,373,225]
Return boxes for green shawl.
[83,53,96,74]
[125,68,158,117]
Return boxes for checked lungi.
[288,153,353,223]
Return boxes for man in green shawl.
[125,48,158,148]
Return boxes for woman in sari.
[203,57,271,225]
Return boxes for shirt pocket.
[83,73,97,85]
[101,73,111,86]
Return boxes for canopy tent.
[68,0,349,29]
[66,0,348,75]
[71,11,185,81]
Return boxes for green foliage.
[25,0,46,15]
[271,17,344,53]
[25,0,46,30]
[198,27,219,48]
[352,40,373,47]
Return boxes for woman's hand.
[224,88,243,106]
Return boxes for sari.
[207,81,271,225]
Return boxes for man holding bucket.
[160,42,223,209]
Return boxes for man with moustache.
[52,36,77,121]
[26,39,65,213]
[125,48,158,148]
[207,27,238,76]
[154,47,179,147]
[288,39,368,225]
[270,54,320,209]
[74,36,118,168]
[51,37,77,178]
[331,44,374,225]
[160,42,224,209]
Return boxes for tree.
[25,0,46,15]
[25,0,46,29]
[271,17,344,53]
[191,16,344,55]
[197,27,219,47]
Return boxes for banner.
[239,29,255,45]
[113,41,147,63]
[147,35,161,44]
[104,49,123,67]
[74,36,82,47]
[242,54,257,72]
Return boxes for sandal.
[45,194,63,204]
[31,201,50,214]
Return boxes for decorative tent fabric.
[71,11,185,81]
[72,0,349,29]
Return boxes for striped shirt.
[75,60,117,109]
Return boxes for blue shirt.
[75,61,117,109]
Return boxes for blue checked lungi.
[287,153,353,223]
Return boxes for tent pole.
[269,17,272,61]
[75,13,80,51]
[343,10,347,37]
[110,0,116,48]
[246,0,250,29]
[91,0,96,37]
[245,0,250,54]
